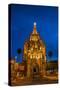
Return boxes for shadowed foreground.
[11,74,58,86]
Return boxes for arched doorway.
[32,63,40,79]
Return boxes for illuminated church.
[23,22,46,78]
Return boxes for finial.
[32,22,37,34]
[34,22,36,26]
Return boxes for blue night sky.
[10,4,58,62]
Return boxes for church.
[23,22,46,79]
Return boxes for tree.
[17,48,22,61]
[17,48,22,54]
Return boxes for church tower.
[23,22,46,79]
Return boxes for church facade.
[23,22,46,79]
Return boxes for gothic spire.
[32,22,37,34]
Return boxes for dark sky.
[10,4,58,62]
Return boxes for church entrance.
[32,63,40,80]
